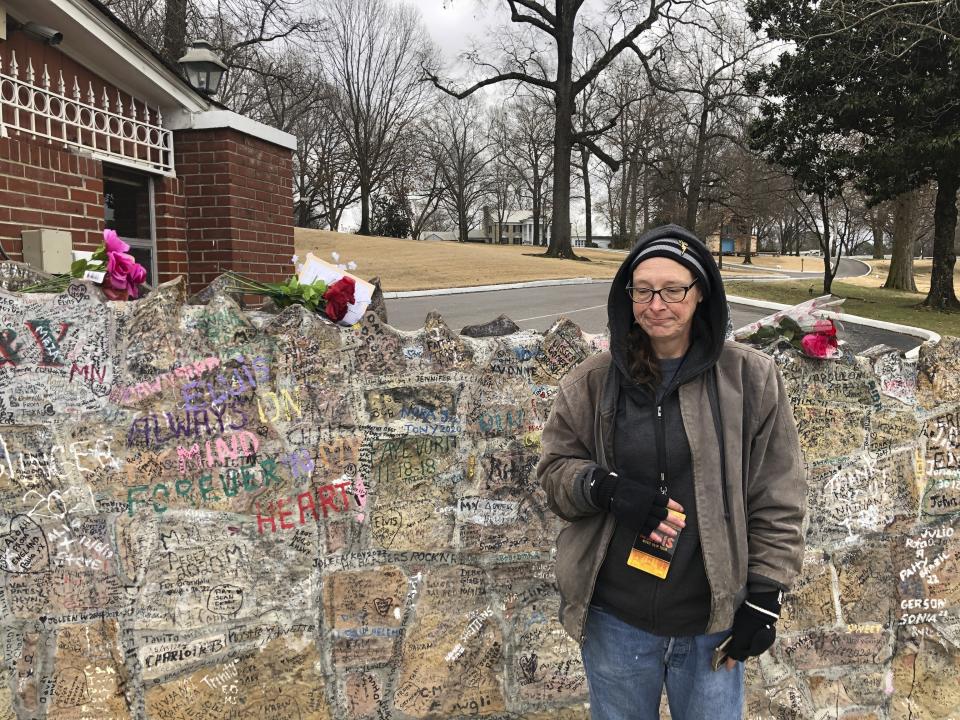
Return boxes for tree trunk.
[627,158,639,244]
[923,169,960,310]
[885,190,918,292]
[685,105,710,232]
[742,223,754,265]
[359,180,372,235]
[162,0,188,66]
[545,7,577,259]
[642,152,650,232]
[546,102,576,257]
[532,188,541,247]
[581,147,592,246]
[819,192,834,295]
[871,206,885,260]
[616,161,630,243]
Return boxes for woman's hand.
[646,498,685,544]
[589,470,685,540]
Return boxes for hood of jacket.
[608,224,729,387]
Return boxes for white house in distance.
[478,210,554,245]
[421,209,554,245]
[421,208,606,247]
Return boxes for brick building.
[0,0,296,294]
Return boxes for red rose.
[323,276,356,323]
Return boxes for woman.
[537,225,806,720]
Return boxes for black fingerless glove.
[725,589,783,662]
[588,469,669,535]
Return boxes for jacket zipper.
[656,404,667,493]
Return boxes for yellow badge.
[678,240,688,255]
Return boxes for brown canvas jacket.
[537,341,807,644]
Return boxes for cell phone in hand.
[711,635,732,671]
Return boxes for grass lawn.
[725,279,960,337]
[296,229,768,291]
[295,229,623,290]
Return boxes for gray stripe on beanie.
[630,237,710,286]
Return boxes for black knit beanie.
[629,236,711,297]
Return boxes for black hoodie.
[592,224,729,637]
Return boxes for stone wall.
[0,277,957,720]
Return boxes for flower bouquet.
[21,229,148,300]
[733,295,845,360]
[224,253,371,326]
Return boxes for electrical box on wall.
[0,8,7,41]
[21,229,74,273]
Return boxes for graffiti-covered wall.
[0,275,957,720]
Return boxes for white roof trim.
[164,109,297,151]
[5,0,210,112]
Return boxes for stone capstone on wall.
[0,277,958,719]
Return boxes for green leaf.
[779,317,802,334]
[70,259,88,276]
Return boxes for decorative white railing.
[0,51,174,176]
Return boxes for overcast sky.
[410,1,487,62]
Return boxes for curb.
[726,294,939,359]
[383,277,600,299]
[386,273,775,298]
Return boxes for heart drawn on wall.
[372,597,394,616]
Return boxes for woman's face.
[630,257,702,352]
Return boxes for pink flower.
[127,262,147,298]
[104,250,146,300]
[103,228,130,255]
[801,332,839,358]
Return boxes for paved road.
[386,257,920,355]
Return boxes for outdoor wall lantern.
[178,40,228,96]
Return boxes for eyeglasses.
[626,279,698,304]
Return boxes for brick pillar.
[173,128,294,294]
[154,176,189,284]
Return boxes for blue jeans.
[581,605,744,720]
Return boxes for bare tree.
[492,96,555,246]
[487,114,519,243]
[601,58,652,246]
[322,0,433,235]
[793,182,861,294]
[424,0,698,260]
[389,128,446,240]
[428,97,495,242]
[296,94,361,231]
[640,8,765,234]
